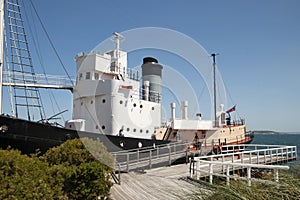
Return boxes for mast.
[0,0,4,113]
[113,32,123,75]
[211,53,218,127]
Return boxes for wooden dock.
[110,144,297,199]
[110,163,199,200]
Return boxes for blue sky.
[3,0,299,132]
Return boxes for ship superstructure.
[66,33,163,140]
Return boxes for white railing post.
[274,169,279,183]
[226,165,230,186]
[257,149,259,164]
[247,167,251,186]
[209,163,213,184]
[137,149,140,162]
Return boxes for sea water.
[251,132,300,166]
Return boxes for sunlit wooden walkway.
[110,144,297,199]
[110,163,199,200]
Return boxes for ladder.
[5,0,44,120]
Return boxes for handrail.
[113,141,191,172]
[190,144,297,186]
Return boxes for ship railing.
[127,68,140,81]
[226,118,245,126]
[111,141,191,172]
[200,133,248,148]
[140,88,161,103]
[190,144,297,186]
[3,71,75,88]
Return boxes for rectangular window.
[94,73,99,80]
[79,73,83,80]
[86,72,91,80]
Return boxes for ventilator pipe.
[170,102,176,121]
[181,101,188,120]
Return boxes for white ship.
[0,0,253,154]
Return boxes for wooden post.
[126,153,129,172]
[149,150,152,169]
[196,159,200,180]
[168,145,171,165]
[222,156,224,173]
[189,158,192,178]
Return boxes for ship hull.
[0,115,170,154]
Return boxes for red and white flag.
[226,105,236,113]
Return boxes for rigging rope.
[28,0,74,86]
[21,0,65,121]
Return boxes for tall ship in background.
[0,0,253,154]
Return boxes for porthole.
[102,99,106,103]
[133,103,136,107]
[96,125,98,129]
[138,142,142,148]
[91,100,93,104]
[140,105,143,108]
[152,107,154,110]
[133,128,136,132]
[140,129,143,133]
[146,130,149,134]
[126,128,130,132]
[101,125,105,130]
[120,100,123,104]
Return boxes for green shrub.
[0,138,115,200]
[0,149,66,199]
[42,138,114,199]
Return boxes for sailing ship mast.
[0,0,73,121]
[0,0,4,113]
[211,53,218,127]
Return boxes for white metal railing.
[3,71,74,87]
[112,141,190,172]
[192,160,290,186]
[190,144,297,186]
